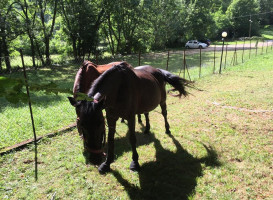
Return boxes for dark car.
[200,39,211,46]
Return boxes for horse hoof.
[98,162,111,174]
[130,161,140,172]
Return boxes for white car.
[185,40,208,49]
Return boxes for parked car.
[185,40,208,49]
[200,39,211,46]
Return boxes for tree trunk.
[2,38,11,72]
[35,40,45,66]
[45,36,50,65]
[29,35,36,69]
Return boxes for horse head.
[68,96,105,155]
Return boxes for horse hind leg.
[128,116,140,172]
[144,113,150,134]
[160,102,171,134]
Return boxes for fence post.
[261,40,264,54]
[166,50,170,70]
[213,45,216,73]
[249,39,252,59]
[20,49,38,181]
[224,44,228,69]
[199,48,202,78]
[255,40,258,56]
[183,49,186,79]
[138,51,141,66]
[242,38,245,63]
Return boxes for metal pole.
[219,38,225,74]
[20,49,38,181]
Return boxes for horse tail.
[157,68,194,98]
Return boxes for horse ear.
[68,97,80,107]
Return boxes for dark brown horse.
[68,62,193,173]
[72,60,120,143]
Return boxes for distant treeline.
[0,0,272,71]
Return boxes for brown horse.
[73,61,144,143]
[68,62,193,173]
[73,60,121,98]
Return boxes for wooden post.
[249,39,251,59]
[242,38,245,63]
[213,45,216,73]
[183,49,186,79]
[255,40,258,56]
[224,44,228,69]
[261,40,264,54]
[199,47,201,78]
[138,51,141,66]
[166,50,170,70]
[20,49,38,181]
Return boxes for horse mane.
[73,60,99,96]
[88,62,134,97]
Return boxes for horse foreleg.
[144,113,150,134]
[128,116,140,172]
[160,102,171,134]
[98,116,117,174]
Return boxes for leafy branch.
[0,76,72,104]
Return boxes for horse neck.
[73,65,101,96]
[89,66,125,98]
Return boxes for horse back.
[96,62,121,73]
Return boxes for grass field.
[1,43,271,150]
[0,48,272,199]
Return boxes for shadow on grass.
[83,128,154,166]
[111,132,221,200]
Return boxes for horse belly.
[136,81,161,114]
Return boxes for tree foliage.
[0,0,272,71]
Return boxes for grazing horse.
[73,61,144,139]
[72,60,121,153]
[68,62,193,173]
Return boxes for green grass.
[1,43,272,149]
[0,66,77,149]
[0,50,272,199]
[261,25,273,40]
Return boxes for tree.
[37,0,58,65]
[0,0,23,72]
[226,0,259,37]
[61,0,104,59]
